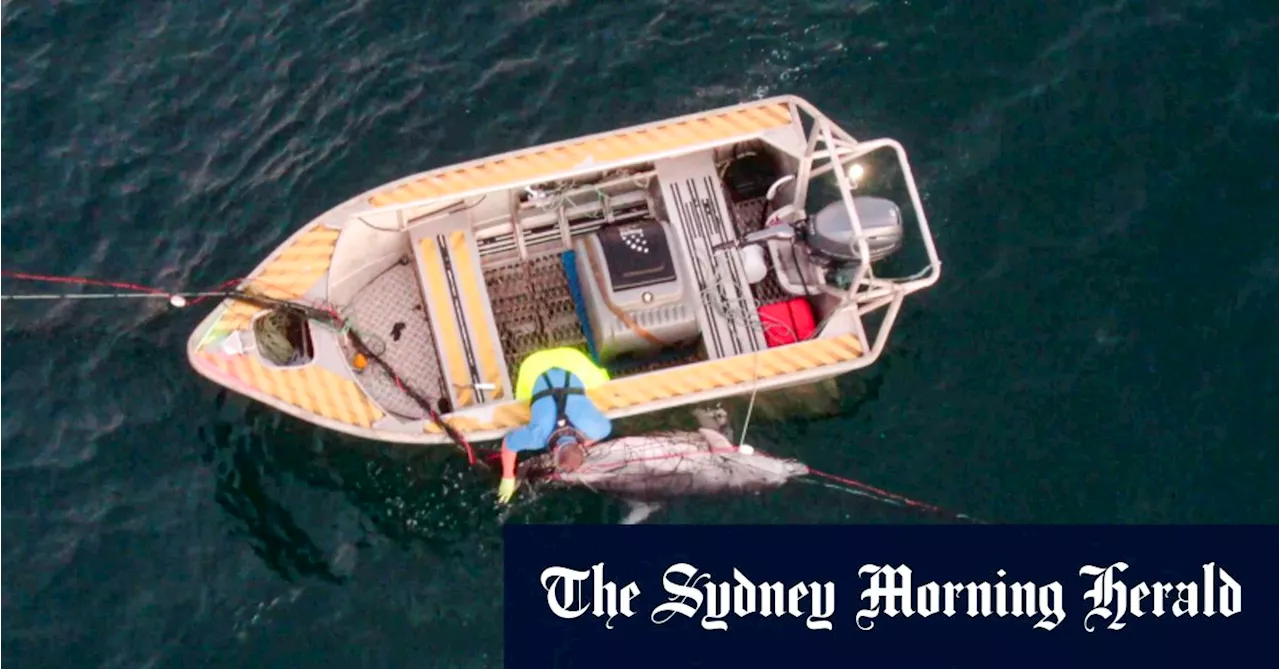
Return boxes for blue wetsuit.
[505,368,613,452]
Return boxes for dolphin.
[519,427,810,524]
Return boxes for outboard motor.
[716,193,904,264]
[803,196,904,267]
[715,171,907,291]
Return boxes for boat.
[186,95,941,446]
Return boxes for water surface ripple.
[2,0,1276,666]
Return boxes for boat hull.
[187,94,937,446]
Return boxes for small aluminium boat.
[186,95,941,445]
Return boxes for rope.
[253,309,306,365]
[1,270,168,294]
[2,268,480,466]
[0,270,247,306]
[696,269,801,447]
[695,282,981,523]
[701,236,859,447]
[351,328,478,466]
[804,468,982,523]
[1,290,231,301]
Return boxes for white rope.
[798,477,894,504]
[0,290,229,304]
[739,359,761,447]
[696,239,871,446]
[695,260,802,447]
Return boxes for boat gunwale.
[360,94,806,214]
[188,335,874,446]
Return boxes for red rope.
[806,467,955,516]
[388,372,476,465]
[0,269,331,309]
[1,269,168,294]
[187,278,245,305]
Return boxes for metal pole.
[792,110,826,217]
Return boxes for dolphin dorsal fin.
[698,427,733,451]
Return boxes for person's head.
[555,442,587,473]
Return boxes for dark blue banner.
[503,525,1276,668]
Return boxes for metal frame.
[784,97,942,364]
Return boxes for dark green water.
[2,1,1276,666]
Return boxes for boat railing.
[783,97,942,364]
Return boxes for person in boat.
[498,347,613,504]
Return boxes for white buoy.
[169,295,187,308]
[738,444,755,455]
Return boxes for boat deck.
[333,188,802,423]
[483,255,588,376]
[338,259,445,420]
[409,216,513,410]
[655,151,767,359]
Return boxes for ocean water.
[1,0,1276,666]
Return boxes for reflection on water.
[198,389,514,583]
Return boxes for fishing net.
[252,307,315,366]
[520,428,809,501]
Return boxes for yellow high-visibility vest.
[514,347,610,401]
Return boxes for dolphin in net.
[518,427,809,524]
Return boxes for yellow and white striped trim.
[369,102,794,207]
[426,333,863,435]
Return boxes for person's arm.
[497,438,519,503]
[501,439,518,480]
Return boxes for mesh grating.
[483,254,707,380]
[484,255,590,376]
[339,259,447,419]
